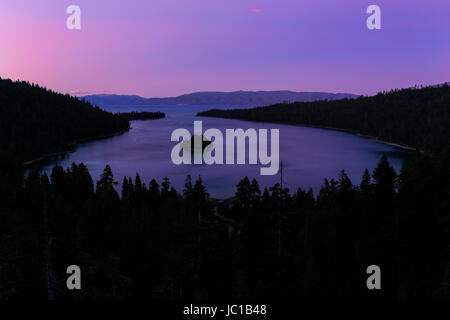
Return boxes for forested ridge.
[117,111,166,121]
[0,78,130,163]
[198,84,450,152]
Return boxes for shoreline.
[199,115,417,152]
[295,123,416,151]
[355,133,416,151]
[22,128,131,166]
[22,116,417,168]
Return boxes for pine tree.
[194,176,208,202]
[372,155,397,195]
[161,177,171,199]
[250,178,261,205]
[360,168,372,193]
[236,176,251,205]
[122,176,130,201]
[338,170,353,192]
[96,165,118,200]
[135,174,142,192]
[183,175,194,200]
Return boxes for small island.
[181,135,212,154]
[117,111,166,121]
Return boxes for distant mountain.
[82,91,359,107]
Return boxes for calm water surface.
[39,105,409,198]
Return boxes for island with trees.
[116,111,166,121]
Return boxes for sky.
[0,0,448,97]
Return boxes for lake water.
[39,105,409,198]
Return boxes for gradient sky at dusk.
[0,0,448,97]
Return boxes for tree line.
[116,111,166,121]
[198,84,450,153]
[0,78,130,164]
[0,152,449,299]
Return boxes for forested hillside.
[0,78,130,163]
[198,84,450,152]
[1,153,450,299]
[116,111,165,121]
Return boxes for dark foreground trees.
[1,153,449,300]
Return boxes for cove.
[37,105,411,198]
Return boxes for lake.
[39,105,410,198]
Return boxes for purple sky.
[0,0,448,97]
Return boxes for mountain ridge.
[82,90,359,106]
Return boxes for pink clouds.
[250,8,262,14]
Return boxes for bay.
[39,105,409,198]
